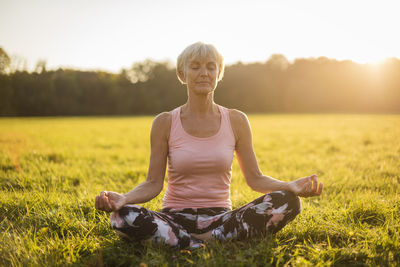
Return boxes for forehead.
[187,55,217,65]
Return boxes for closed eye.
[207,63,217,70]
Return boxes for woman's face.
[182,56,219,95]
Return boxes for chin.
[193,87,214,95]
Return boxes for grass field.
[0,114,399,266]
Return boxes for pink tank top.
[162,105,236,209]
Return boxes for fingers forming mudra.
[95,191,111,212]
[292,174,323,197]
[95,191,126,212]
[308,174,323,197]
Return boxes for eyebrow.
[189,61,216,65]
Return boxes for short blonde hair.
[176,42,225,84]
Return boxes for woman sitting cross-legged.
[95,42,323,249]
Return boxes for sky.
[0,0,399,73]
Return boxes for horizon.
[2,52,400,74]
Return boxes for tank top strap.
[217,105,227,123]
[169,106,182,143]
[170,106,180,128]
[218,105,235,139]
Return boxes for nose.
[199,66,208,77]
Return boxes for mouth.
[196,82,210,85]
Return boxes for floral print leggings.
[110,190,301,249]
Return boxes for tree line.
[1,48,399,116]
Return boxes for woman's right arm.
[95,112,171,212]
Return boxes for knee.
[281,190,301,216]
[110,204,141,229]
[110,205,158,241]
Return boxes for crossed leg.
[110,190,301,248]
[209,190,301,241]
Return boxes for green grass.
[1,114,399,266]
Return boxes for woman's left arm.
[229,109,323,197]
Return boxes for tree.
[124,59,158,83]
[0,47,11,74]
[9,55,28,73]
[266,54,289,71]
[34,59,47,74]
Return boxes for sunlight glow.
[0,0,399,72]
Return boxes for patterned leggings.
[110,190,301,249]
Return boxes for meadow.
[0,114,399,266]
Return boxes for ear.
[178,70,186,84]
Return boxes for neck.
[184,90,216,116]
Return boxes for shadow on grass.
[84,234,281,267]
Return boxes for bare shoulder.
[151,111,172,140]
[153,111,172,126]
[228,108,249,127]
[228,109,251,142]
